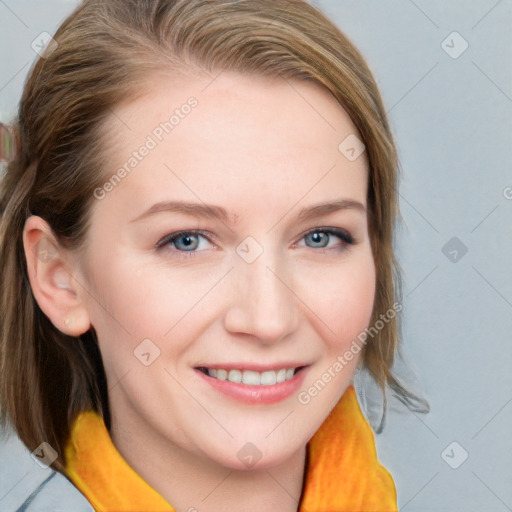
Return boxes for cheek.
[82,251,219,364]
[98,265,221,339]
[83,241,375,368]
[78,249,162,366]
[300,251,376,353]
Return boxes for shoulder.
[0,423,93,512]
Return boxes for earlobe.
[23,215,91,337]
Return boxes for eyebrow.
[130,198,366,225]
[296,199,366,222]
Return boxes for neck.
[109,413,306,512]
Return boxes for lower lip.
[195,368,308,404]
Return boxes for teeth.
[260,371,277,385]
[242,370,260,385]
[228,369,242,383]
[205,367,298,385]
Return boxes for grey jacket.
[0,424,93,512]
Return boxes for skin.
[24,72,375,512]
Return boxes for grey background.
[1,0,511,511]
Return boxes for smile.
[196,365,308,404]
[198,367,299,386]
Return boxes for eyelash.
[156,227,354,259]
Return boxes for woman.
[0,0,426,510]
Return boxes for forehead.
[93,72,369,223]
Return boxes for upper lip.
[195,362,308,372]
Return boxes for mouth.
[196,366,303,386]
[195,364,309,404]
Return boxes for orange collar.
[64,385,397,511]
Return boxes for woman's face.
[78,71,375,469]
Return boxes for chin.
[195,433,305,472]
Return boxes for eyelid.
[298,226,354,245]
[155,229,216,250]
[155,226,355,258]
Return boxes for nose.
[223,249,300,345]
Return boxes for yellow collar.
[64,385,397,511]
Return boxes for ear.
[23,215,91,336]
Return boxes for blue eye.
[156,227,354,259]
[156,230,213,254]
[300,227,354,251]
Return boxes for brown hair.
[0,0,427,473]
